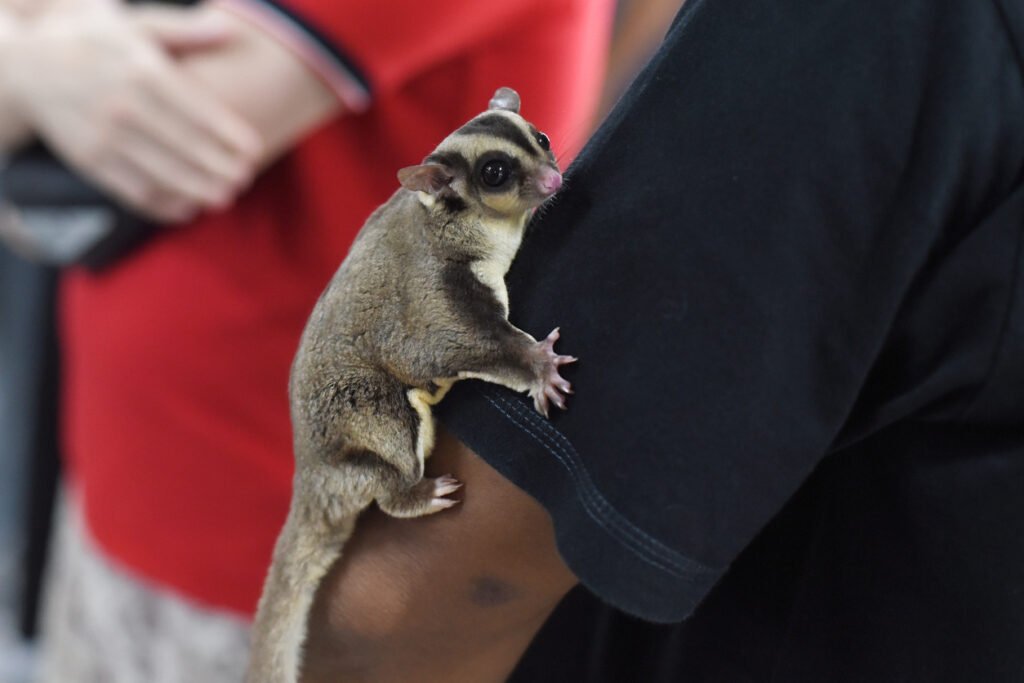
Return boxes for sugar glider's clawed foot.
[529,328,577,418]
[429,474,463,511]
[378,474,462,517]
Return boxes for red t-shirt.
[59,0,613,615]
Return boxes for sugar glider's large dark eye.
[480,160,510,188]
[535,132,550,151]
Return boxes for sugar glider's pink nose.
[538,167,563,196]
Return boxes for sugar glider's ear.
[488,87,520,113]
[398,163,453,196]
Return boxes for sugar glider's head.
[397,87,563,221]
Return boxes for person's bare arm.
[597,0,686,121]
[0,9,32,151]
[0,2,263,222]
[0,1,342,222]
[301,428,578,683]
[0,0,70,151]
[173,3,341,167]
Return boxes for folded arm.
[176,2,341,166]
[0,0,342,221]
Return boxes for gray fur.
[245,88,572,683]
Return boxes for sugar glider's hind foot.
[377,474,463,518]
[529,328,577,417]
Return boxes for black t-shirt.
[438,0,1024,679]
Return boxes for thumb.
[130,6,235,52]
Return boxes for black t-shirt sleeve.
[438,0,1023,622]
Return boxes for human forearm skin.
[299,429,578,683]
[0,0,72,151]
[179,3,342,168]
[0,10,32,152]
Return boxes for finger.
[130,88,254,189]
[150,67,263,162]
[89,158,198,224]
[115,128,236,210]
[136,193,198,226]
[130,5,235,52]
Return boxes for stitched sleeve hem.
[437,382,722,624]
[211,0,372,113]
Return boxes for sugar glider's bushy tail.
[245,497,357,683]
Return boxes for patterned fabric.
[36,499,251,683]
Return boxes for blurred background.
[0,0,683,680]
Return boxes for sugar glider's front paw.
[529,328,577,418]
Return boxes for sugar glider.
[245,87,575,683]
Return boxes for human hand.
[0,2,263,223]
[0,0,49,19]
[0,0,103,151]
